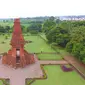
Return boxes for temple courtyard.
[0,34,85,85]
[0,55,43,85]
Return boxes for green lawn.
[39,33,48,41]
[24,35,62,60]
[0,22,30,27]
[21,23,30,27]
[0,22,13,27]
[24,36,56,53]
[0,35,62,60]
[37,54,62,60]
[32,65,85,85]
[0,80,3,85]
[39,33,68,56]
[0,34,66,56]
[0,35,11,53]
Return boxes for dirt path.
[39,60,68,65]
[64,56,85,78]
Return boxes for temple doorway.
[16,49,20,63]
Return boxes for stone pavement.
[0,57,43,85]
[39,60,68,65]
[0,54,69,85]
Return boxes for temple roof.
[13,19,22,34]
[10,18,25,47]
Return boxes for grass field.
[0,34,62,60]
[24,35,62,60]
[0,22,13,27]
[0,22,30,27]
[39,33,48,41]
[0,80,3,85]
[0,35,11,53]
[24,35,56,53]
[32,65,85,85]
[39,33,68,56]
[37,54,62,60]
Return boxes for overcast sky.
[0,0,85,18]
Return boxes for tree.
[42,16,56,33]
[5,26,10,33]
[80,49,85,61]
[66,26,85,61]
[28,22,42,32]
[46,27,57,43]
[82,58,85,64]
[5,35,8,39]
[70,26,85,43]
[72,43,84,59]
[42,18,85,63]
[72,21,85,27]
[0,26,4,33]
[66,41,74,53]
[46,26,70,47]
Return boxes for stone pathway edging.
[64,56,85,79]
[71,64,85,79]
[39,60,68,65]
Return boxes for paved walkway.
[39,60,68,65]
[64,56,85,77]
[0,57,43,85]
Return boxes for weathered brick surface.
[2,18,35,68]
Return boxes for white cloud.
[0,0,85,18]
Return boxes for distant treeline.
[0,25,12,33]
[0,20,43,33]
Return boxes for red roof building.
[2,18,35,68]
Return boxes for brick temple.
[2,18,35,68]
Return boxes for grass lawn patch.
[37,54,62,60]
[0,35,11,53]
[32,65,85,85]
[0,80,3,85]
[24,36,55,53]
[0,34,66,60]
[39,33,48,41]
[0,22,13,27]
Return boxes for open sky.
[0,0,85,18]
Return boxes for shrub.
[61,65,73,72]
[1,41,6,44]
[5,35,8,39]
